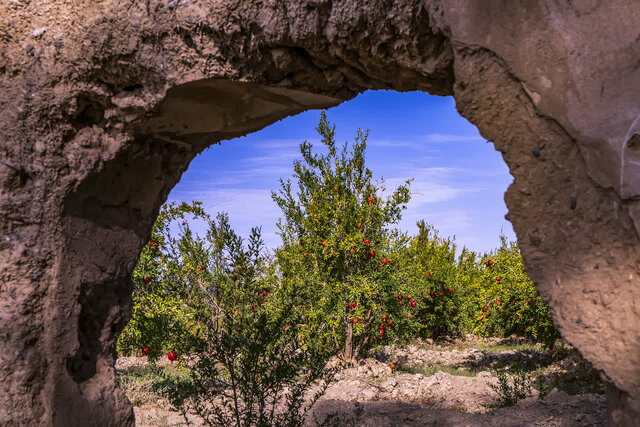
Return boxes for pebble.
[32,27,46,38]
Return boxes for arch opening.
[120,90,605,424]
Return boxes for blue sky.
[168,90,515,254]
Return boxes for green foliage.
[119,204,333,426]
[272,111,411,360]
[489,363,554,408]
[462,236,561,347]
[117,201,209,362]
[391,221,463,341]
[397,363,480,378]
[489,364,533,408]
[119,111,565,424]
[159,214,333,427]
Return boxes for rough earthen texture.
[1,0,639,425]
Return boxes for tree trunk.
[344,320,353,361]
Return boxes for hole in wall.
[71,95,106,130]
[116,88,604,421]
[627,134,640,151]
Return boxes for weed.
[488,363,533,408]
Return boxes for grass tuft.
[397,363,481,377]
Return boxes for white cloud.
[255,138,318,149]
[368,139,423,149]
[169,187,285,249]
[420,133,485,143]
[368,134,486,152]
[244,153,301,165]
[397,208,472,242]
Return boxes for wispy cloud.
[398,208,472,237]
[420,133,485,143]
[169,187,285,248]
[244,153,301,165]
[254,138,317,149]
[368,139,424,149]
[368,133,486,150]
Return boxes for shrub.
[489,364,533,408]
[392,221,463,341]
[154,213,335,426]
[117,201,209,362]
[465,236,561,347]
[272,111,412,360]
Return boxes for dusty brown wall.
[1,0,639,425]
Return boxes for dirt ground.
[117,336,606,426]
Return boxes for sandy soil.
[117,337,606,426]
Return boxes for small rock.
[32,27,46,38]
[358,388,377,401]
[167,0,178,8]
[53,40,63,48]
[25,43,34,53]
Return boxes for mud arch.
[1,0,639,425]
